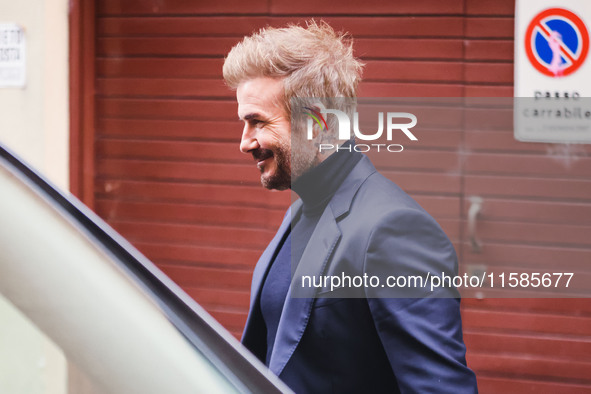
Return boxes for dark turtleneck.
[292,140,363,215]
[259,141,362,365]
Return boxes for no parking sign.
[525,8,589,78]
[515,1,591,143]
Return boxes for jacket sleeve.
[363,208,478,394]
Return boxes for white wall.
[0,0,69,190]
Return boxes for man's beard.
[252,135,319,191]
[291,131,321,183]
[253,143,291,191]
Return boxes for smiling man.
[237,78,293,190]
[223,21,478,393]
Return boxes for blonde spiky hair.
[223,20,364,118]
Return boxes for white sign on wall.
[514,1,591,143]
[0,23,26,88]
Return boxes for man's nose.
[239,125,259,154]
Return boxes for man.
[223,21,477,393]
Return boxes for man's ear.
[302,109,322,140]
[310,121,321,139]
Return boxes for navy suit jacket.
[242,155,478,393]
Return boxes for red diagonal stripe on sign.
[538,22,577,65]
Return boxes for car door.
[0,144,292,394]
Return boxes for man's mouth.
[252,149,273,169]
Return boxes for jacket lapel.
[247,205,295,309]
[241,204,296,359]
[268,205,341,376]
[268,156,378,376]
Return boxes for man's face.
[237,77,292,190]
